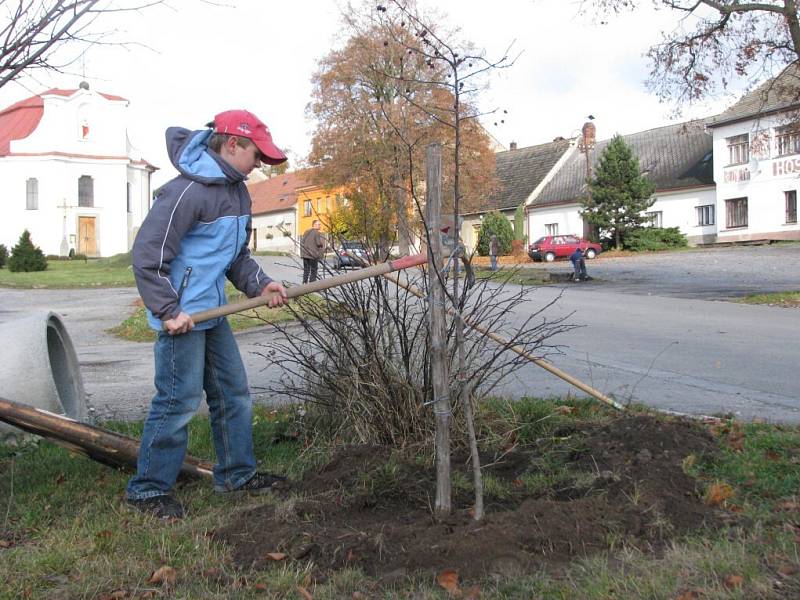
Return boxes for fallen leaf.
[555,405,576,415]
[674,591,702,600]
[778,563,799,577]
[99,590,129,600]
[95,530,113,539]
[297,585,314,600]
[254,582,268,591]
[437,569,461,595]
[147,566,177,587]
[765,450,781,461]
[265,552,287,561]
[346,548,355,562]
[705,483,734,507]
[723,574,744,589]
[465,584,481,599]
[727,504,744,513]
[512,478,524,488]
[778,500,800,512]
[0,540,12,548]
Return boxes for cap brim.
[252,136,287,165]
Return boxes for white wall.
[251,209,296,253]
[650,187,717,244]
[712,116,800,242]
[527,204,584,242]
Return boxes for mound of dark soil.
[216,414,724,581]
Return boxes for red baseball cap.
[210,109,287,165]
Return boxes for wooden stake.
[426,143,452,516]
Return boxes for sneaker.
[218,472,288,496]
[126,495,184,520]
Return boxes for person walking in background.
[301,219,325,283]
[489,234,500,272]
[570,247,587,281]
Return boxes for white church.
[0,82,156,258]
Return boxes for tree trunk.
[425,143,452,517]
[615,229,621,250]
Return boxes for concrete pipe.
[0,311,87,444]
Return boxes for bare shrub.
[258,266,577,449]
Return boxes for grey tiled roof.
[708,62,800,128]
[473,138,572,214]
[533,120,714,208]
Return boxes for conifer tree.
[0,244,7,269]
[8,230,48,272]
[582,135,655,250]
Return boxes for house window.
[786,190,798,224]
[26,178,38,210]
[696,205,715,226]
[126,182,132,213]
[725,197,748,229]
[776,126,800,157]
[78,175,94,208]
[545,223,558,235]
[646,211,662,228]
[727,134,749,165]
[304,199,312,217]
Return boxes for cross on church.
[56,199,75,257]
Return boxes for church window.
[26,178,38,210]
[78,175,94,208]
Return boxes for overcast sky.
[2,0,742,187]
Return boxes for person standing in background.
[301,219,325,283]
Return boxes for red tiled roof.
[0,88,128,155]
[248,170,312,215]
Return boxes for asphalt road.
[0,244,797,423]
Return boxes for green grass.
[2,401,800,599]
[473,266,550,286]
[739,290,800,308]
[0,254,136,288]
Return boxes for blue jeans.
[490,254,498,272]
[126,320,256,499]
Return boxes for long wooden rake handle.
[190,253,427,324]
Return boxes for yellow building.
[296,183,347,236]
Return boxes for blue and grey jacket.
[132,127,272,331]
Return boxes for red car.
[528,235,602,262]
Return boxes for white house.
[0,83,156,257]
[706,63,800,242]
[247,170,310,253]
[460,138,572,251]
[528,120,716,245]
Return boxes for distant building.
[460,138,572,252]
[0,83,156,257]
[530,121,715,245]
[706,62,800,242]
[247,171,311,253]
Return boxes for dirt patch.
[216,414,725,582]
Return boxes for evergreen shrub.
[8,230,48,272]
[476,212,514,256]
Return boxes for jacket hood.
[165,127,246,185]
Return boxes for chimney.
[581,121,596,150]
[509,141,517,150]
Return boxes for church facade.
[0,84,156,257]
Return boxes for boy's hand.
[261,281,288,307]
[163,312,194,335]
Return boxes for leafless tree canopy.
[0,0,161,90]
[584,0,800,105]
